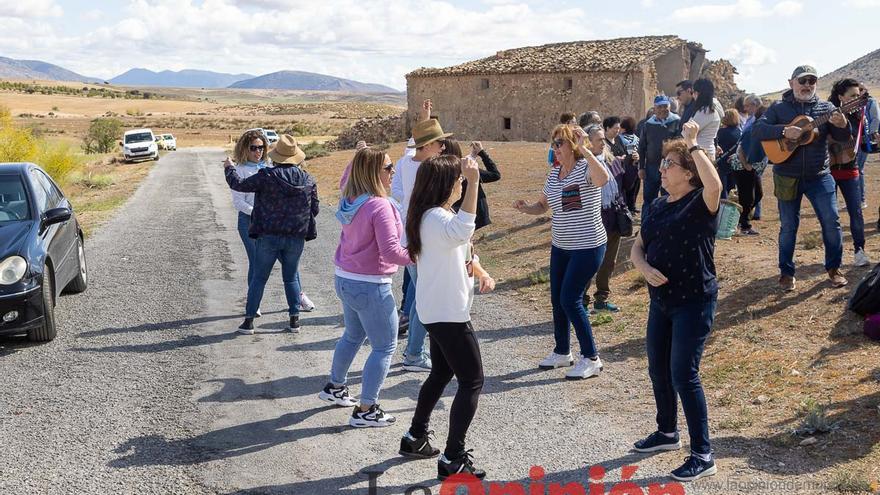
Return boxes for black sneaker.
[633,431,682,453]
[349,404,396,428]
[318,383,358,407]
[286,315,300,333]
[438,450,486,481]
[399,430,440,459]
[671,455,717,482]
[237,318,254,335]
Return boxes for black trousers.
[735,169,763,229]
[409,321,484,458]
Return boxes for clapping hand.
[223,157,234,168]
[461,155,479,183]
[419,99,433,122]
[682,120,700,146]
[356,140,368,151]
[470,141,483,156]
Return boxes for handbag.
[613,201,634,237]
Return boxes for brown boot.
[828,269,848,288]
[779,274,796,292]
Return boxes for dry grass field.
[308,142,880,491]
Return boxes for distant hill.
[819,47,880,91]
[0,56,99,83]
[110,68,254,88]
[229,70,399,93]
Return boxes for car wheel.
[64,236,88,294]
[153,153,160,161]
[28,265,57,342]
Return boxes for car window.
[125,132,153,143]
[28,170,51,213]
[163,134,173,139]
[36,170,63,207]
[0,175,31,221]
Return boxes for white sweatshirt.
[231,162,263,216]
[415,207,476,324]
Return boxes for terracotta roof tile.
[407,35,704,78]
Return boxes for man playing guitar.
[752,65,852,292]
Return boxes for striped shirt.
[543,158,607,250]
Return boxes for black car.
[0,162,87,342]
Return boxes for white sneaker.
[299,292,316,312]
[565,356,603,380]
[855,248,871,267]
[538,351,574,370]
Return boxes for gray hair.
[744,93,762,107]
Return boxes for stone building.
[406,35,708,142]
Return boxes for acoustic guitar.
[761,94,867,164]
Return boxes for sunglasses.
[552,138,566,149]
[660,158,682,170]
[383,163,394,172]
[797,76,817,86]
[249,145,266,152]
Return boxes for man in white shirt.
[392,99,452,372]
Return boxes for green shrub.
[35,141,83,185]
[82,118,123,154]
[301,141,330,159]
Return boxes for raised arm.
[682,121,722,214]
[573,127,610,187]
[471,142,500,183]
[224,158,265,192]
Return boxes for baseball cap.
[653,95,671,106]
[791,65,818,79]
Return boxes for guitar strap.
[854,107,865,153]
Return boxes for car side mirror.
[119,141,123,147]
[41,207,72,231]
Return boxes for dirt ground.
[307,142,880,491]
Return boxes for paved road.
[1,149,775,494]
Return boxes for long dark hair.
[405,155,461,262]
[693,78,716,113]
[829,78,860,107]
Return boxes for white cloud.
[640,0,654,6]
[0,0,63,18]
[671,0,801,23]
[726,38,778,91]
[845,0,880,5]
[80,9,104,21]
[50,0,593,89]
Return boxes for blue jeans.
[777,174,843,277]
[245,235,305,317]
[404,264,428,359]
[836,177,866,251]
[400,267,413,314]
[238,212,257,287]
[646,297,716,456]
[331,276,398,405]
[857,150,868,203]
[549,244,606,358]
[641,168,666,218]
[238,212,303,299]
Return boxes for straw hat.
[268,134,306,165]
[408,119,453,148]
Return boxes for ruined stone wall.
[654,47,690,97]
[701,59,745,109]
[406,71,648,142]
[329,113,407,150]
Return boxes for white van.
[122,128,159,163]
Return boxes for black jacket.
[751,89,852,178]
[452,150,501,230]
[638,114,682,171]
[225,165,319,239]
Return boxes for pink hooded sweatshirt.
[334,195,410,277]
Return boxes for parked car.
[263,129,279,144]
[122,128,159,162]
[161,134,177,151]
[0,163,88,342]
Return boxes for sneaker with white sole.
[349,404,396,428]
[402,354,432,372]
[318,383,358,407]
[855,248,870,267]
[565,355,603,380]
[670,455,717,482]
[299,292,315,312]
[633,431,682,453]
[237,318,255,335]
[538,351,574,370]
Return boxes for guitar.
[761,94,868,164]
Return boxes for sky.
[1,0,878,94]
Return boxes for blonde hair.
[233,130,266,165]
[342,148,387,199]
[551,124,584,160]
[721,109,740,127]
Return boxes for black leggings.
[409,321,484,458]
[735,169,763,229]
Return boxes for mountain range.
[0,56,400,93]
[819,47,880,91]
